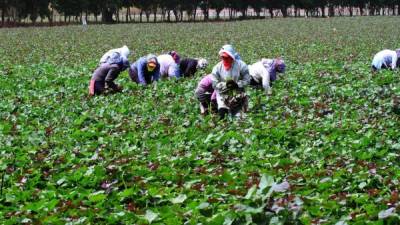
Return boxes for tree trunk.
[255,10,260,18]
[269,8,274,18]
[145,11,150,22]
[2,6,5,26]
[349,7,353,16]
[126,7,129,22]
[140,10,143,22]
[102,8,114,23]
[241,9,247,18]
[281,7,287,17]
[173,10,179,22]
[153,10,157,22]
[203,9,209,21]
[328,5,334,17]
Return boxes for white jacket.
[100,45,130,64]
[157,54,180,78]
[249,59,274,93]
[372,49,398,70]
[211,60,250,91]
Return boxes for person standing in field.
[89,57,129,96]
[211,44,251,119]
[180,58,208,77]
[249,58,286,95]
[157,51,181,79]
[100,45,131,64]
[371,49,400,71]
[129,54,160,85]
[195,74,217,115]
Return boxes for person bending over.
[249,58,286,95]
[180,58,208,77]
[371,49,400,71]
[89,57,129,96]
[129,54,160,85]
[195,74,217,115]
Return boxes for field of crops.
[1,17,400,224]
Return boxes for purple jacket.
[130,56,160,85]
[197,74,216,100]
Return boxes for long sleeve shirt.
[196,74,217,101]
[91,63,122,90]
[372,49,398,70]
[157,54,181,78]
[211,60,251,92]
[100,46,130,64]
[249,61,271,93]
[180,58,198,77]
[132,57,160,85]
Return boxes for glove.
[226,79,239,90]
[224,93,246,111]
[218,82,229,94]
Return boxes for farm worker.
[249,58,286,94]
[211,44,251,119]
[100,45,131,64]
[371,49,400,71]
[195,74,217,115]
[89,56,129,96]
[157,51,181,79]
[180,58,208,77]
[129,54,160,85]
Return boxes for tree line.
[2,0,400,26]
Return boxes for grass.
[1,17,400,224]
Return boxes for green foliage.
[1,17,400,224]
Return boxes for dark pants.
[129,67,139,83]
[372,64,388,72]
[89,80,105,96]
[195,88,217,113]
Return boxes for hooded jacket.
[372,49,399,70]
[249,58,286,93]
[157,54,181,78]
[211,45,250,92]
[100,45,130,64]
[130,55,160,85]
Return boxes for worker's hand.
[226,79,239,90]
[217,82,228,94]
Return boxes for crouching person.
[158,51,181,79]
[195,74,217,115]
[129,54,160,85]
[180,58,208,77]
[211,44,250,119]
[89,57,129,96]
[100,45,131,64]
[249,58,286,95]
[371,49,400,72]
